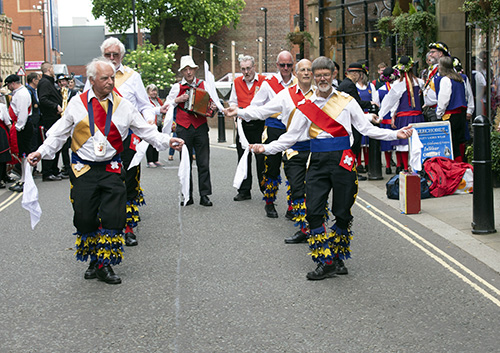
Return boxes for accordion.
[185,87,211,117]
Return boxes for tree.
[91,0,246,46]
[122,41,178,90]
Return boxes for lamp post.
[132,0,137,50]
[34,1,47,62]
[260,7,268,72]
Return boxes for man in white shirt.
[4,74,33,192]
[422,41,450,121]
[228,55,267,201]
[246,50,296,218]
[28,58,183,285]
[250,57,412,281]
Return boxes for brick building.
[3,0,61,73]
[152,0,309,81]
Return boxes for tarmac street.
[1,128,500,352]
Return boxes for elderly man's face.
[428,49,443,64]
[296,60,312,87]
[240,60,256,82]
[103,44,123,69]
[181,66,197,83]
[90,63,115,98]
[314,69,333,93]
[277,53,293,78]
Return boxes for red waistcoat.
[234,75,266,108]
[176,79,207,129]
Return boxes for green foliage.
[286,31,316,48]
[122,41,178,90]
[392,0,402,16]
[462,0,500,33]
[92,0,246,46]
[409,3,417,15]
[492,130,500,176]
[376,11,437,63]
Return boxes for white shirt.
[249,73,296,121]
[378,77,424,119]
[84,64,158,123]
[10,85,32,131]
[0,102,10,125]
[263,89,399,155]
[38,88,171,162]
[165,77,203,108]
[228,73,263,107]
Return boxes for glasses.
[104,52,120,58]
[278,63,293,68]
[314,73,332,79]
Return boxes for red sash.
[295,99,348,138]
[424,66,438,89]
[80,91,123,154]
[288,85,305,106]
[8,106,19,156]
[267,76,285,94]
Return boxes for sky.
[58,0,104,27]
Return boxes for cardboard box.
[399,172,421,214]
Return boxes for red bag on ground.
[423,157,473,197]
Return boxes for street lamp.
[33,1,47,61]
[260,7,268,72]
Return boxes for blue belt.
[265,117,286,129]
[72,152,121,166]
[310,136,350,152]
[291,140,310,152]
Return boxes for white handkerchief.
[178,144,190,205]
[162,105,175,134]
[409,128,423,172]
[21,160,42,229]
[204,62,225,112]
[233,147,250,189]
[237,118,249,150]
[127,140,149,170]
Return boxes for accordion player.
[184,87,215,117]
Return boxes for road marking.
[356,196,500,308]
[0,192,23,212]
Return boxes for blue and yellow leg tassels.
[75,229,124,265]
[261,175,281,203]
[291,197,307,230]
[125,188,145,228]
[307,224,353,263]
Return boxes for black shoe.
[43,174,62,181]
[4,175,15,183]
[306,263,337,280]
[357,174,367,181]
[284,230,308,244]
[9,181,23,192]
[357,165,366,173]
[58,172,70,179]
[84,260,97,279]
[395,166,403,174]
[285,210,294,220]
[386,167,393,174]
[200,195,213,206]
[181,198,194,206]
[0,180,5,189]
[96,265,121,284]
[333,258,348,275]
[265,203,278,218]
[125,232,138,247]
[233,192,251,201]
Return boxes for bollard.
[472,115,497,234]
[217,99,226,143]
[368,138,383,180]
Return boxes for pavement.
[209,126,500,274]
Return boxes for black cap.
[56,74,69,81]
[347,62,364,72]
[3,74,21,86]
[428,41,450,56]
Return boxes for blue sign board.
[409,121,453,164]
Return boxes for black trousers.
[283,150,309,201]
[236,119,265,194]
[447,110,466,160]
[70,165,126,233]
[146,125,162,163]
[121,134,141,202]
[263,126,286,180]
[176,123,212,197]
[17,120,34,156]
[305,150,358,230]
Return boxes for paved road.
[1,143,500,352]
